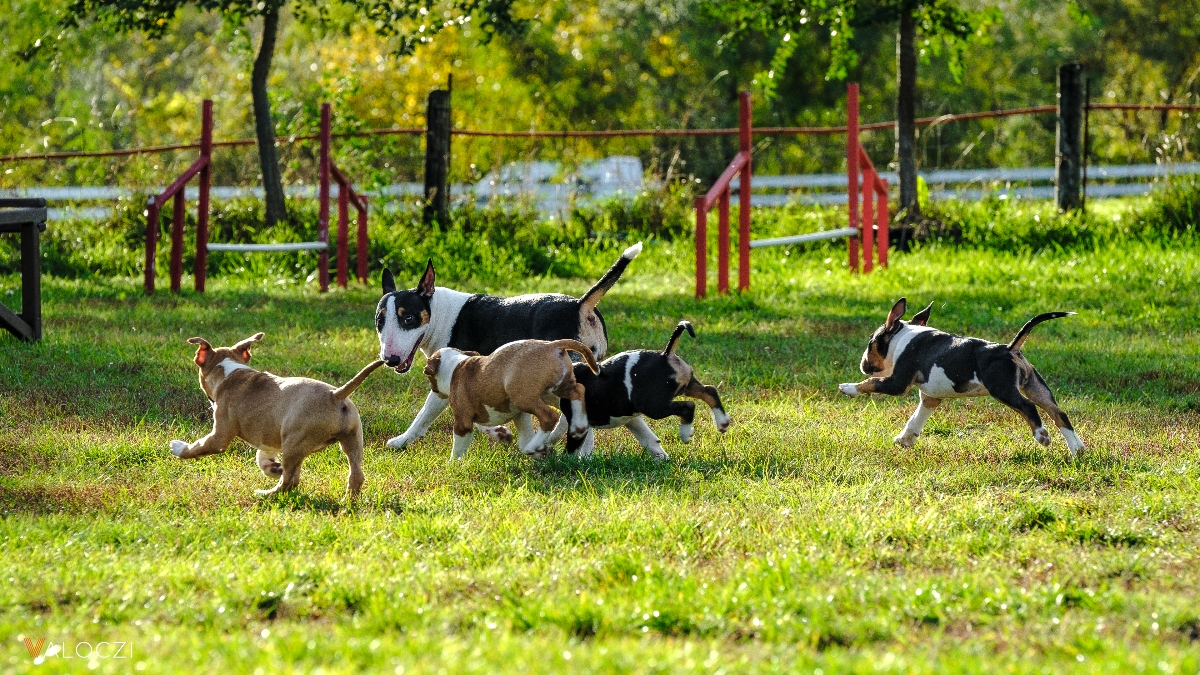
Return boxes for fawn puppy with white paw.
[169,332,385,498]
[839,298,1084,456]
[561,321,730,460]
[423,339,599,460]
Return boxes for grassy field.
[3,224,1200,673]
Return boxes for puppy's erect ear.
[382,269,396,295]
[418,259,436,299]
[885,298,907,332]
[422,352,441,378]
[187,337,212,367]
[232,332,265,363]
[911,301,934,327]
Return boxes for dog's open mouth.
[387,341,423,373]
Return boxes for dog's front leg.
[625,417,668,461]
[572,427,596,459]
[895,392,942,448]
[839,375,912,398]
[666,401,697,442]
[169,415,234,460]
[450,430,474,461]
[387,391,450,449]
[681,379,731,433]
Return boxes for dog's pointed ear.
[461,350,480,357]
[382,269,396,295]
[418,259,436,299]
[885,298,907,332]
[422,352,441,377]
[911,301,934,327]
[187,337,212,367]
[232,332,264,363]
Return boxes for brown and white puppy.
[169,332,385,498]
[422,339,600,460]
[839,298,1084,456]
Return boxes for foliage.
[1134,177,1200,237]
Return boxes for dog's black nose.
[385,355,402,368]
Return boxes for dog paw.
[649,448,669,461]
[267,462,283,476]
[678,423,695,443]
[168,440,188,457]
[712,409,732,433]
[386,434,415,450]
[893,433,918,448]
[1033,427,1052,447]
[480,426,514,444]
[838,383,860,397]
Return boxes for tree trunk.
[896,8,920,222]
[252,4,287,227]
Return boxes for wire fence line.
[3,103,1198,164]
[9,162,1197,221]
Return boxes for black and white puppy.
[561,321,730,460]
[838,298,1084,456]
[377,242,642,449]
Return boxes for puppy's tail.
[332,360,387,400]
[552,339,600,374]
[578,242,642,315]
[663,320,696,355]
[1008,312,1075,351]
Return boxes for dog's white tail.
[578,242,643,314]
[332,360,387,400]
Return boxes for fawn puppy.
[561,321,730,460]
[422,339,599,460]
[839,298,1084,455]
[169,333,384,498]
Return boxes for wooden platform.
[0,198,46,342]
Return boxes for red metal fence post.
[195,99,212,293]
[337,181,349,289]
[318,103,331,293]
[356,198,369,283]
[738,91,752,292]
[695,198,707,299]
[877,180,889,268]
[718,188,730,294]
[170,187,186,292]
[861,166,875,273]
[847,83,860,273]
[145,200,159,294]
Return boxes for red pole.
[847,83,860,273]
[170,187,186,293]
[195,100,212,293]
[877,180,889,268]
[738,91,752,292]
[695,197,707,299]
[337,179,349,289]
[718,188,730,294]
[318,103,331,293]
[145,200,159,294]
[861,166,875,274]
[356,198,369,283]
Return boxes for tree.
[57,0,522,227]
[712,0,991,222]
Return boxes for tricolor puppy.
[377,242,641,450]
[169,332,385,498]
[561,321,730,460]
[422,339,600,460]
[838,298,1084,456]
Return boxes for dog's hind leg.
[387,391,449,450]
[668,401,697,442]
[255,444,308,497]
[255,449,283,477]
[339,428,366,499]
[1021,370,1084,456]
[990,384,1051,448]
[624,417,668,461]
[895,392,941,448]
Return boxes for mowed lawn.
[2,236,1200,673]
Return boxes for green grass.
[3,229,1200,673]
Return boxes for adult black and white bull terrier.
[838,298,1085,456]
[377,242,642,450]
[561,321,730,460]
